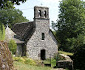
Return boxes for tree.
[51,21,58,31]
[0,0,26,8]
[0,22,5,41]
[56,0,85,52]
[73,44,85,70]
[0,9,28,28]
[8,39,17,54]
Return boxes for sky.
[14,0,62,23]
[14,0,85,23]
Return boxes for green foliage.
[43,58,56,67]
[59,51,73,56]
[51,21,58,31]
[73,45,85,70]
[0,9,28,28]
[44,53,66,67]
[0,1,14,9]
[0,23,5,41]
[0,0,26,8]
[8,39,17,54]
[14,61,51,70]
[56,0,85,52]
[24,58,36,66]
[13,57,25,63]
[13,57,36,66]
[66,34,85,52]
[56,54,65,61]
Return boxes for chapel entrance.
[41,49,46,60]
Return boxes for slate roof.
[5,26,24,44]
[49,29,58,45]
[12,22,35,41]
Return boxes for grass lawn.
[59,51,73,56]
[14,61,53,70]
[43,58,56,68]
[13,51,73,70]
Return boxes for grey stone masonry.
[26,6,58,60]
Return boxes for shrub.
[24,58,36,66]
[13,57,36,66]
[8,39,17,54]
[0,22,5,41]
[13,57,25,63]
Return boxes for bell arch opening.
[38,10,41,17]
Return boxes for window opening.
[38,10,41,17]
[42,33,45,40]
[44,11,46,18]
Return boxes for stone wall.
[26,18,58,60]
[16,44,22,57]
[56,54,73,70]
[0,41,14,70]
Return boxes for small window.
[42,33,45,40]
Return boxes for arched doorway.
[41,49,46,60]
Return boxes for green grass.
[43,58,56,67]
[14,61,52,70]
[59,51,73,56]
[13,51,73,70]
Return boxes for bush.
[13,57,36,66]
[24,58,36,65]
[13,57,25,63]
[8,39,17,54]
[0,22,5,41]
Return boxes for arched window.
[38,10,41,17]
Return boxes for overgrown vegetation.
[14,61,51,70]
[8,39,17,54]
[43,53,66,68]
[52,0,85,52]
[43,58,56,67]
[13,57,37,66]
[0,23,5,41]
[51,0,85,69]
[59,51,73,56]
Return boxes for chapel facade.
[26,6,58,60]
[5,6,58,60]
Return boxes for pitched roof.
[5,26,24,44]
[12,22,35,41]
[49,29,58,45]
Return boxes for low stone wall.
[0,41,14,70]
[56,54,73,70]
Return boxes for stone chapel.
[5,6,58,60]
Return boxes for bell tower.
[26,6,58,60]
[34,6,50,42]
[34,6,49,19]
